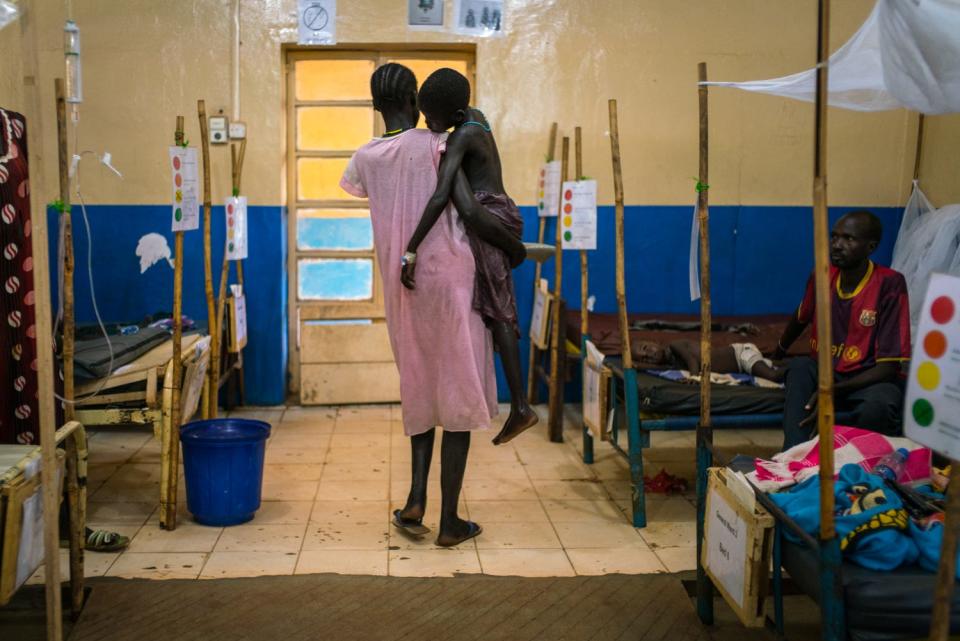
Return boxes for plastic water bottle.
[873,448,910,482]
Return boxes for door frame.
[283,44,476,395]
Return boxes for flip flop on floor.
[85,528,130,553]
[435,521,482,548]
[392,509,431,536]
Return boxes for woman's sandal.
[85,528,130,553]
[435,521,482,548]
[392,509,430,536]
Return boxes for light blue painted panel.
[298,216,373,250]
[298,258,372,300]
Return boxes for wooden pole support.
[930,460,960,640]
[56,81,75,421]
[547,137,569,443]
[160,116,186,530]
[37,78,68,641]
[697,63,711,432]
[576,127,588,340]
[609,100,631,370]
[911,113,925,185]
[198,100,217,417]
[527,122,559,403]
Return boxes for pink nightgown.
[340,129,498,435]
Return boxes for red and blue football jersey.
[796,262,911,375]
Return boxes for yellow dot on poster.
[917,361,941,391]
[539,191,545,199]
[564,216,573,227]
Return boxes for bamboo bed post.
[213,139,246,397]
[575,127,588,340]
[694,61,714,626]
[34,79,70,641]
[547,137,569,443]
[56,76,85,617]
[609,100,631,371]
[911,113,924,186]
[56,80,75,422]
[160,116,187,530]
[811,2,843,639]
[198,100,218,418]
[527,122,558,403]
[609,98,645,526]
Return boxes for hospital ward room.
[3,0,960,640]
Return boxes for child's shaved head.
[418,68,471,117]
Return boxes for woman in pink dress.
[340,63,500,546]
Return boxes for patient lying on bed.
[632,339,785,383]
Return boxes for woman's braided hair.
[370,63,417,111]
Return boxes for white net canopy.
[705,0,960,115]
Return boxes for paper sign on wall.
[905,273,960,459]
[529,279,551,349]
[225,196,248,260]
[560,179,597,250]
[298,0,336,45]
[453,0,504,37]
[168,146,199,232]
[537,160,561,218]
[408,0,443,29]
[228,284,248,353]
[582,340,607,434]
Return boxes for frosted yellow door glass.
[296,59,375,101]
[387,59,471,129]
[298,107,373,151]
[298,158,359,201]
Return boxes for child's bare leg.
[751,361,785,383]
[490,321,539,445]
[453,172,526,268]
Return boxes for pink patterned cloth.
[748,425,931,492]
[340,129,497,436]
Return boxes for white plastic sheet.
[891,184,960,333]
[706,0,960,115]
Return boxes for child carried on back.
[400,68,537,445]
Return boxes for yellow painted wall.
[9,0,916,210]
[918,114,960,207]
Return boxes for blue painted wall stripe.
[46,203,902,406]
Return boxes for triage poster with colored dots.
[905,273,960,459]
[225,196,248,260]
[559,179,597,250]
[168,147,199,232]
[537,160,561,218]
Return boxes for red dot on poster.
[540,169,545,177]
[227,204,234,214]
[172,156,181,170]
[564,203,573,214]
[564,190,572,200]
[931,296,955,325]
[174,174,182,187]
[924,330,948,359]
[228,217,234,227]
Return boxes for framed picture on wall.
[408,0,443,29]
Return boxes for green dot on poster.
[175,208,182,221]
[229,243,234,252]
[912,398,934,427]
[564,231,572,242]
[538,202,544,211]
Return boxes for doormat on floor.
[60,573,800,641]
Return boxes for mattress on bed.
[73,327,171,379]
[782,538,960,641]
[565,310,808,358]
[606,358,785,415]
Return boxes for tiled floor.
[37,404,782,581]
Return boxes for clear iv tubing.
[53,134,115,405]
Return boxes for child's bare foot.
[492,406,539,445]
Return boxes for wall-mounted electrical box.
[229,121,247,140]
[209,115,229,144]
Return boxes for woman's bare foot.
[492,406,539,445]
[436,518,482,547]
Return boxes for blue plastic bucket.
[180,418,271,526]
